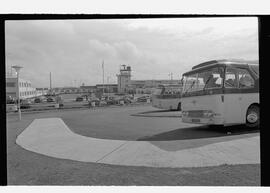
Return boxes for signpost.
[12,65,23,121]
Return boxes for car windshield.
[183,67,224,93]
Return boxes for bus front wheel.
[246,105,260,128]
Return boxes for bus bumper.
[182,116,224,125]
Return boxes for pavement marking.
[16,118,260,168]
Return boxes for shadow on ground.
[137,124,259,141]
[131,109,181,118]
[137,125,259,151]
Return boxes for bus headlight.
[203,110,214,117]
[182,111,188,116]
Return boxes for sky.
[5,17,258,88]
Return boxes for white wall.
[6,77,37,99]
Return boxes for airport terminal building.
[117,65,181,94]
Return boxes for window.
[6,82,16,87]
[225,68,238,88]
[237,68,254,88]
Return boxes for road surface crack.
[95,141,129,163]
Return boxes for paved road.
[15,106,260,168]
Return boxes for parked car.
[99,100,107,106]
[122,96,133,104]
[34,98,41,103]
[137,96,147,102]
[106,99,118,105]
[137,95,151,102]
[89,99,100,106]
[76,96,84,102]
[20,99,31,109]
[6,104,17,112]
[47,97,55,102]
[104,96,117,105]
[6,96,15,104]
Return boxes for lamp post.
[12,65,23,121]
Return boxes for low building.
[131,79,181,88]
[79,85,97,93]
[6,76,37,99]
[36,88,49,96]
[96,84,118,93]
[116,65,182,94]
[129,79,181,94]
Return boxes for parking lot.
[6,93,151,113]
[7,105,260,185]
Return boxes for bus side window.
[238,68,255,88]
[225,68,237,88]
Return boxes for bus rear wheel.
[246,105,260,128]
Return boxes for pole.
[168,73,173,83]
[107,76,110,93]
[50,72,52,93]
[17,71,21,121]
[102,60,104,95]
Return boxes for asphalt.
[16,117,260,168]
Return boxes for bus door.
[223,67,242,124]
[237,67,258,123]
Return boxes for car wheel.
[246,105,259,128]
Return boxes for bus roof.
[183,59,259,76]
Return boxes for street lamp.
[12,65,23,121]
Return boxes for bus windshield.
[183,67,224,94]
[152,84,182,97]
[153,87,163,95]
[155,85,182,95]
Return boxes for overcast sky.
[5,17,258,88]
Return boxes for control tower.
[116,65,131,93]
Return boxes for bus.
[181,59,259,128]
[152,84,182,111]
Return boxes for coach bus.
[181,59,259,128]
[152,84,182,111]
